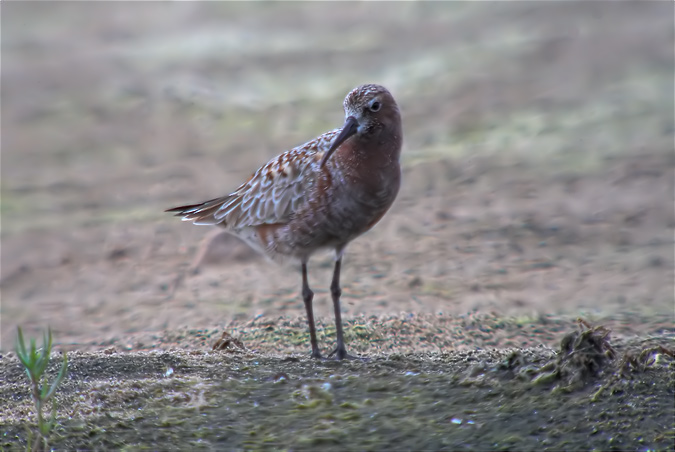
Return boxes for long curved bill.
[320,116,359,168]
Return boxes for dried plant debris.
[529,318,618,390]
[619,344,674,374]
[591,343,675,402]
[494,318,675,395]
[211,331,247,353]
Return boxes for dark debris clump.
[554,318,617,384]
[506,318,675,396]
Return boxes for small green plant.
[15,327,68,452]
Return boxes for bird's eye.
[369,101,381,112]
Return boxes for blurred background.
[1,2,673,350]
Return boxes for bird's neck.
[338,126,402,170]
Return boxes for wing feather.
[165,129,340,229]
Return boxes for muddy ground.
[1,2,674,451]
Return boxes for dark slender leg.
[327,256,358,360]
[302,262,321,359]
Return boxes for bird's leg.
[327,255,360,360]
[302,262,322,359]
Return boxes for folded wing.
[166,129,340,229]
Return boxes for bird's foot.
[327,347,367,361]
